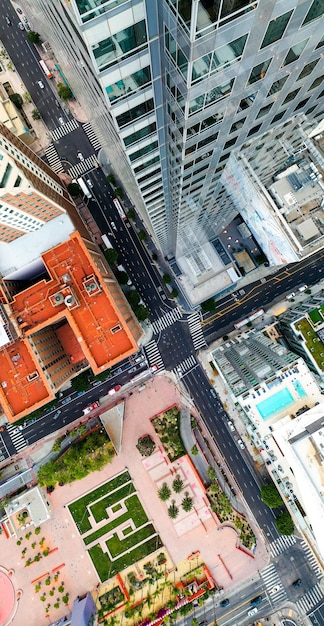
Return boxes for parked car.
[18,22,24,30]
[6,16,11,25]
[250,595,263,607]
[248,607,258,617]
[298,284,307,292]
[237,438,245,449]
[108,385,121,396]
[227,420,235,432]
[220,599,230,608]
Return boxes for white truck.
[77,177,92,199]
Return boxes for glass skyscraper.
[26,0,324,257]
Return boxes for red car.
[108,385,121,396]
[82,401,99,415]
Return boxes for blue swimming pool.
[256,388,295,420]
[292,379,307,398]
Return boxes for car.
[237,438,245,449]
[210,388,217,398]
[292,579,302,588]
[250,595,263,607]
[55,99,60,108]
[298,284,307,292]
[151,364,159,372]
[16,7,23,14]
[227,420,235,432]
[37,80,44,89]
[286,292,296,300]
[6,16,11,25]
[59,117,65,126]
[82,401,99,415]
[86,178,93,188]
[77,151,84,161]
[248,607,258,617]
[111,221,117,231]
[108,385,121,396]
[18,22,24,30]
[53,410,61,420]
[220,599,230,608]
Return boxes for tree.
[27,31,41,44]
[201,298,216,312]
[182,493,194,512]
[136,435,156,457]
[126,209,135,219]
[106,173,116,185]
[207,466,217,481]
[23,91,32,103]
[275,511,294,535]
[31,108,41,120]
[162,273,171,284]
[7,61,15,71]
[190,444,198,456]
[9,93,23,109]
[158,483,171,501]
[67,182,81,197]
[104,248,118,264]
[70,371,90,392]
[116,270,129,285]
[260,483,283,508]
[52,439,62,453]
[172,475,184,493]
[135,304,149,321]
[114,187,124,198]
[138,230,147,241]
[168,501,179,519]
[127,290,141,307]
[171,289,178,298]
[57,82,72,100]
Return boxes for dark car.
[250,595,263,607]
[220,599,230,608]
[292,579,302,588]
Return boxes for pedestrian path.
[296,583,323,614]
[260,563,287,604]
[187,312,207,350]
[268,534,296,557]
[67,155,98,180]
[50,118,79,141]
[83,122,102,151]
[143,340,165,371]
[151,307,183,335]
[45,144,64,174]
[6,425,27,452]
[172,355,198,378]
[300,540,323,578]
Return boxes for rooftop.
[293,317,324,372]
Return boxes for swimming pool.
[292,379,307,398]
[256,388,295,420]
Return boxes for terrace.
[294,317,324,371]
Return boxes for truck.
[82,401,99,415]
[102,234,113,249]
[77,177,92,199]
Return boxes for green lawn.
[107,523,156,558]
[84,494,147,545]
[89,535,163,582]
[68,470,131,533]
[90,482,135,524]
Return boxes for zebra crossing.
[300,540,323,578]
[6,425,28,452]
[187,312,206,351]
[67,155,98,180]
[151,307,183,335]
[296,583,323,614]
[172,355,198,379]
[143,340,165,371]
[45,144,64,174]
[83,122,102,151]
[260,563,287,604]
[50,118,79,141]
[268,534,296,557]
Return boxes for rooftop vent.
[50,292,64,307]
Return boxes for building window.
[192,34,248,83]
[116,98,155,128]
[302,0,324,26]
[306,105,316,114]
[92,20,147,71]
[282,88,300,105]
[248,58,272,84]
[308,75,324,91]
[189,79,234,114]
[256,102,273,118]
[267,75,288,96]
[271,111,286,124]
[315,35,324,49]
[261,11,293,49]
[247,124,262,136]
[282,39,309,66]
[123,122,157,147]
[134,155,160,174]
[106,66,151,102]
[224,137,238,149]
[294,97,310,111]
[297,59,319,81]
[129,141,158,162]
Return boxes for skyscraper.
[25,0,324,257]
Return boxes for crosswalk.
[260,563,287,604]
[300,540,323,578]
[45,144,64,174]
[151,307,183,335]
[187,312,206,351]
[143,340,165,371]
[83,122,102,151]
[6,425,28,452]
[50,118,79,141]
[296,583,323,614]
[268,534,296,557]
[67,155,98,180]
[172,355,198,379]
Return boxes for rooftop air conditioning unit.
[65,294,75,307]
[85,281,97,293]
[53,292,64,306]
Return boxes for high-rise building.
[0,125,142,423]
[24,0,324,259]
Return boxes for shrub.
[45,578,51,586]
[138,230,147,241]
[260,483,283,508]
[27,31,41,44]
[57,82,72,100]
[190,444,198,456]
[67,182,81,197]
[136,435,156,457]
[162,273,171,284]
[181,493,194,512]
[168,501,179,519]
[104,248,118,264]
[201,298,215,312]
[275,511,294,535]
[35,527,41,535]
[158,483,171,501]
[172,475,184,493]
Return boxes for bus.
[102,234,113,249]
[77,177,92,199]
[234,308,264,330]
[113,197,126,220]
[39,59,53,78]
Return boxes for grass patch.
[122,526,133,536]
[112,503,122,513]
[152,405,186,461]
[107,523,156,558]
[89,535,163,582]
[68,471,130,533]
[84,494,147,545]
[294,317,324,369]
[90,483,135,524]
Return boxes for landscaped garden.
[207,478,256,549]
[68,471,162,582]
[152,406,186,461]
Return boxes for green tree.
[67,182,81,197]
[190,444,199,456]
[162,273,171,284]
[126,209,135,219]
[168,501,179,519]
[114,187,124,198]
[116,270,129,285]
[7,61,15,71]
[136,435,156,457]
[27,31,41,44]
[57,82,72,100]
[52,439,62,453]
[201,298,216,312]
[135,304,149,321]
[207,466,217,481]
[158,483,171,502]
[23,91,32,103]
[34,527,41,535]
[182,493,194,512]
[104,248,118,264]
[106,173,116,185]
[9,93,23,109]
[138,230,147,241]
[172,475,184,493]
[260,483,283,508]
[127,290,141,307]
[192,618,199,626]
[171,289,178,298]
[275,510,294,535]
[70,371,90,392]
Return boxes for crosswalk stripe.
[143,340,165,371]
[187,312,206,350]
[6,425,27,452]
[151,307,183,335]
[50,119,79,141]
[300,541,323,577]
[172,355,198,379]
[260,563,287,603]
[67,155,98,180]
[45,144,64,173]
[83,122,102,151]
[268,535,296,557]
[296,584,323,614]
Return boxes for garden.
[152,406,186,461]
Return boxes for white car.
[37,80,44,89]
[248,607,258,617]
[237,438,245,449]
[227,421,235,432]
[18,22,24,30]
[111,221,117,231]
[77,152,84,161]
